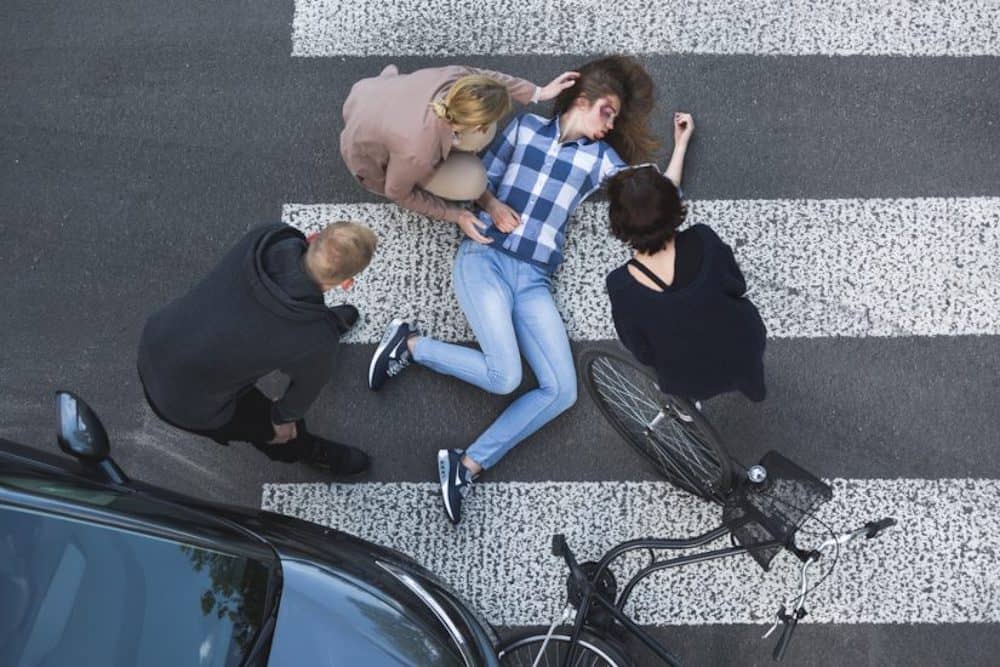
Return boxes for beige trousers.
[421,121,497,201]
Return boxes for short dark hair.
[607,166,687,253]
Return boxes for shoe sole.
[305,460,370,480]
[368,318,404,390]
[437,449,459,524]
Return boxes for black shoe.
[368,319,419,391]
[438,449,475,525]
[308,438,371,478]
[331,304,360,333]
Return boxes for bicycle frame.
[557,526,798,667]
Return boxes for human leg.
[463,269,576,470]
[439,267,576,524]
[375,241,524,394]
[420,152,488,201]
[186,388,369,475]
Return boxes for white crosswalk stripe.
[292,0,1000,57]
[262,478,1000,626]
[285,198,1000,343]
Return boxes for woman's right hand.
[269,421,297,444]
[457,210,493,244]
[487,200,521,233]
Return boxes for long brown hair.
[552,56,658,164]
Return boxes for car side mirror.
[55,391,127,484]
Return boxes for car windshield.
[0,504,273,667]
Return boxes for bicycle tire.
[497,630,633,667]
[580,347,734,503]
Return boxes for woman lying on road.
[340,64,578,242]
[605,113,768,404]
[368,56,659,524]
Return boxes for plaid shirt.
[478,113,626,272]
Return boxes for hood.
[243,224,344,334]
[267,559,469,666]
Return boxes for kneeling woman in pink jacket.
[340,65,577,242]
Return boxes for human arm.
[271,348,335,427]
[469,67,579,105]
[721,241,748,297]
[612,302,656,367]
[474,117,522,233]
[703,226,748,297]
[664,112,694,187]
[608,275,657,366]
[384,153,467,223]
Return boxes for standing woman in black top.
[605,113,767,402]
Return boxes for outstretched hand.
[674,112,694,145]
[537,71,580,102]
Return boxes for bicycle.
[495,347,897,666]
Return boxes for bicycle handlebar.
[553,516,896,664]
[552,533,567,558]
[772,606,806,661]
[865,517,897,539]
[770,516,896,662]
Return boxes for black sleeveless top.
[606,224,767,402]
[626,227,704,292]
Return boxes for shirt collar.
[547,114,593,147]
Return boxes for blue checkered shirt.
[478,113,626,272]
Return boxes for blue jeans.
[413,240,577,469]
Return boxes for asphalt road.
[2,2,999,665]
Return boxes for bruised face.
[576,94,621,141]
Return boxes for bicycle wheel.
[580,347,734,503]
[497,631,633,667]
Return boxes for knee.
[462,163,488,200]
[543,374,577,415]
[555,382,578,414]
[489,364,522,395]
[423,153,487,201]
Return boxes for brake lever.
[762,608,784,639]
[772,606,807,661]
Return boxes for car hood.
[266,558,468,666]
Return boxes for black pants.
[143,385,319,464]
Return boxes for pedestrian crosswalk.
[262,478,1000,626]
[271,2,1000,661]
[285,198,1000,343]
[291,0,1000,57]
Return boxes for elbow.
[384,184,412,202]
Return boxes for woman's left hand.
[537,71,580,102]
[673,112,694,145]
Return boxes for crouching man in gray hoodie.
[138,221,377,477]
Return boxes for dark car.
[0,391,500,667]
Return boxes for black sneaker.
[437,449,475,525]
[308,438,371,479]
[368,319,418,391]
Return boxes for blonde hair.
[430,74,512,128]
[307,221,378,284]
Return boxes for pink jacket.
[340,65,537,223]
